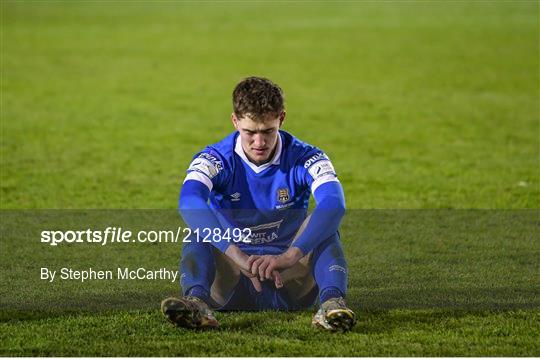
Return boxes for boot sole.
[312,308,356,332]
[326,309,356,332]
[161,297,218,329]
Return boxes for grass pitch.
[1,1,539,356]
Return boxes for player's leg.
[179,240,216,302]
[209,246,243,306]
[277,252,317,309]
[161,240,218,328]
[311,233,356,332]
[272,216,319,309]
[180,240,243,305]
[276,229,355,332]
[161,240,243,329]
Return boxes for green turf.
[2,1,538,209]
[1,1,539,356]
[1,310,538,356]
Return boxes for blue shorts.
[217,275,318,311]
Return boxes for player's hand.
[248,255,284,282]
[224,244,282,292]
[245,255,284,289]
[239,262,283,291]
[248,247,303,282]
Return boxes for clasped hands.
[225,245,304,292]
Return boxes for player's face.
[232,112,285,165]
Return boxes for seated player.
[161,77,355,332]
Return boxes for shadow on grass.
[2,285,537,325]
[217,311,306,331]
[353,309,484,335]
[347,286,540,311]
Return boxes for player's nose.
[253,134,265,147]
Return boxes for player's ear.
[278,111,286,127]
[231,113,239,130]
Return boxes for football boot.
[161,296,219,329]
[312,297,356,332]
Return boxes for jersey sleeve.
[296,148,340,193]
[183,148,228,192]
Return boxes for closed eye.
[242,129,275,135]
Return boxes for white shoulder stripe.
[311,175,339,194]
[184,172,213,191]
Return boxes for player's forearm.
[280,247,304,266]
[179,180,231,253]
[292,182,346,254]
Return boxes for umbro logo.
[230,192,241,201]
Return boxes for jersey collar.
[234,132,282,174]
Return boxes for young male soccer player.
[161,77,356,332]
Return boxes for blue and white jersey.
[183,131,339,253]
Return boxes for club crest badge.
[277,188,290,203]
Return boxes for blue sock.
[187,285,211,304]
[320,287,344,303]
[312,233,348,303]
